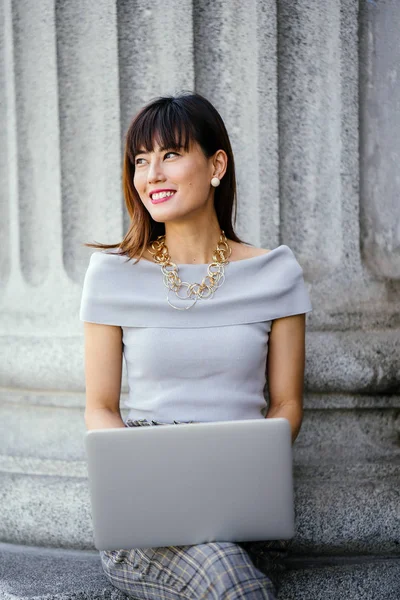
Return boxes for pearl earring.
[211,177,220,187]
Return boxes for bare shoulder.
[228,241,272,261]
[249,247,272,257]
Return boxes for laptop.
[84,417,295,550]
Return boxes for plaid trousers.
[99,418,290,599]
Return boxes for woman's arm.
[83,321,126,430]
[265,313,307,443]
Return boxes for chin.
[150,209,185,223]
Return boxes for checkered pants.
[99,418,290,599]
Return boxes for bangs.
[128,100,196,162]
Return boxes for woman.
[80,91,312,599]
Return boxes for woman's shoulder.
[227,241,272,261]
[90,246,130,262]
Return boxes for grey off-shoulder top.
[79,245,312,423]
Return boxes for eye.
[135,151,179,165]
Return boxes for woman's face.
[133,137,222,223]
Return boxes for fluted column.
[359,0,400,278]
[0,0,124,547]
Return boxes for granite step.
[279,555,400,599]
[0,542,123,600]
[1,542,399,600]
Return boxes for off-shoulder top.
[79,245,312,423]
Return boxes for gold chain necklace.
[148,230,232,310]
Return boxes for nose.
[147,157,165,184]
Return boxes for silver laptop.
[84,417,295,550]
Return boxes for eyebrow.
[135,145,182,156]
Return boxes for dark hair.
[83,90,250,261]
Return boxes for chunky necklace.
[148,230,232,310]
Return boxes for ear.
[212,149,228,179]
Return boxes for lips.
[150,191,176,204]
[149,188,176,197]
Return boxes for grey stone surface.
[55,0,123,283]
[294,409,400,464]
[0,543,125,599]
[279,558,400,600]
[303,393,400,410]
[0,473,94,549]
[340,0,360,292]
[305,330,400,394]
[2,396,400,465]
[277,0,342,270]
[291,466,400,555]
[359,0,400,277]
[0,335,128,391]
[1,543,399,600]
[11,0,61,285]
[1,457,399,554]
[1,329,399,392]
[2,388,400,412]
[0,402,87,460]
[118,0,194,140]
[0,0,14,267]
